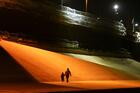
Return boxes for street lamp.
[132,18,139,32]
[135,23,139,32]
[135,23,139,27]
[113,4,119,14]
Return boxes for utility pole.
[85,0,88,12]
[132,18,135,32]
[61,0,63,9]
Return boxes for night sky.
[55,0,140,23]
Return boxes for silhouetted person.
[65,68,71,83]
[61,72,65,82]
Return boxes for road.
[0,39,140,92]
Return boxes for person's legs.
[62,77,64,82]
[66,76,69,83]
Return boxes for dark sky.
[56,0,140,23]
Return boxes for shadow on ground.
[0,47,37,83]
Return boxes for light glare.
[135,23,139,27]
[114,4,119,10]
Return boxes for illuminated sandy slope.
[0,40,139,83]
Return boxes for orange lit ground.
[0,40,140,92]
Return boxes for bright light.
[135,23,139,27]
[113,4,119,15]
[113,4,119,10]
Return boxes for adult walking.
[65,68,71,83]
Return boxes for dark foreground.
[61,88,140,93]
[0,83,139,93]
